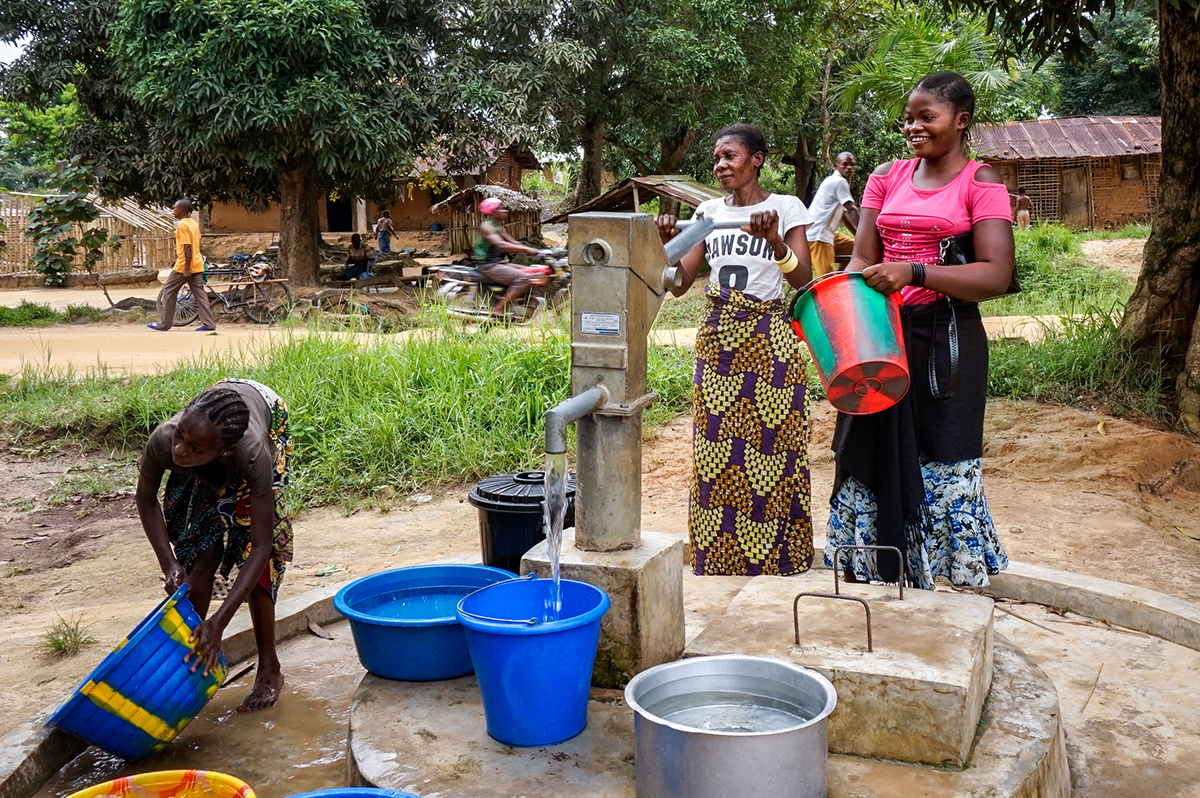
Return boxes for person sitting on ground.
[342,234,376,280]
[806,152,860,277]
[375,210,395,254]
[149,199,219,333]
[1013,187,1033,229]
[135,379,293,712]
[474,196,541,318]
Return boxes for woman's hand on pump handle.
[655,210,782,245]
[655,214,681,243]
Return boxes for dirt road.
[0,314,1068,375]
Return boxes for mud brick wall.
[1089,154,1158,229]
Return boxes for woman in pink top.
[824,72,1014,590]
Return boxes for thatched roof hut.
[431,185,541,254]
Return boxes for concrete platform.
[685,573,994,768]
[347,637,1065,798]
[523,531,685,687]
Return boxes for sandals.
[195,325,216,332]
[146,322,168,331]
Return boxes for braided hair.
[183,387,250,449]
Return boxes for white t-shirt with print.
[696,193,811,302]
[805,172,854,244]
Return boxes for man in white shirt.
[806,152,860,277]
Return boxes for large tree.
[953,0,1199,432]
[540,0,811,204]
[1050,0,1160,116]
[2,0,555,285]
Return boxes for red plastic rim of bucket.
[788,271,910,415]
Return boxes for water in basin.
[354,586,471,622]
[648,689,812,734]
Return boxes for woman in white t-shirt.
[655,124,815,577]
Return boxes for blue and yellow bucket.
[46,586,228,759]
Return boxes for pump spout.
[545,385,610,455]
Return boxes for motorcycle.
[429,248,570,323]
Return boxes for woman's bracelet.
[909,261,926,287]
[774,246,799,274]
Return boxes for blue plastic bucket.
[46,585,227,759]
[335,564,514,680]
[456,575,610,747]
[287,790,420,798]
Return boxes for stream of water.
[542,453,569,621]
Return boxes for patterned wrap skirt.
[690,286,813,576]
[163,379,294,602]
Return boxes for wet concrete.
[35,621,363,798]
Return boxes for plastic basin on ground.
[335,564,515,681]
[46,586,228,760]
[456,575,610,747]
[287,790,419,798]
[64,770,255,798]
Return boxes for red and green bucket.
[789,272,910,415]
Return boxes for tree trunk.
[575,114,606,204]
[1120,0,1200,433]
[659,128,696,174]
[279,159,323,287]
[793,133,818,202]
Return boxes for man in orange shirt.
[149,199,218,332]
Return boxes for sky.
[0,38,28,65]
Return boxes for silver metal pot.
[624,654,837,798]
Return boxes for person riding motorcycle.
[474,197,542,318]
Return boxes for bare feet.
[236,667,283,712]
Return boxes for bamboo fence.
[0,192,177,276]
[431,185,541,254]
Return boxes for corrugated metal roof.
[974,116,1160,160]
[546,175,724,223]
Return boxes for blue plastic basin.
[288,790,420,798]
[457,575,610,747]
[335,564,514,681]
[46,585,226,759]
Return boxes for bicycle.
[157,254,294,326]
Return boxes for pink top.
[861,158,1012,304]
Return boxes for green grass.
[41,616,97,658]
[984,225,1133,316]
[987,310,1169,420]
[654,290,709,329]
[0,301,106,327]
[0,326,696,508]
[1077,222,1152,240]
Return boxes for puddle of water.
[37,622,363,798]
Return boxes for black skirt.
[831,299,988,581]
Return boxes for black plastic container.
[468,471,577,574]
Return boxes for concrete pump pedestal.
[346,638,1068,798]
[522,530,684,688]
[686,573,995,767]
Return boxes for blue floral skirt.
[823,458,1007,589]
